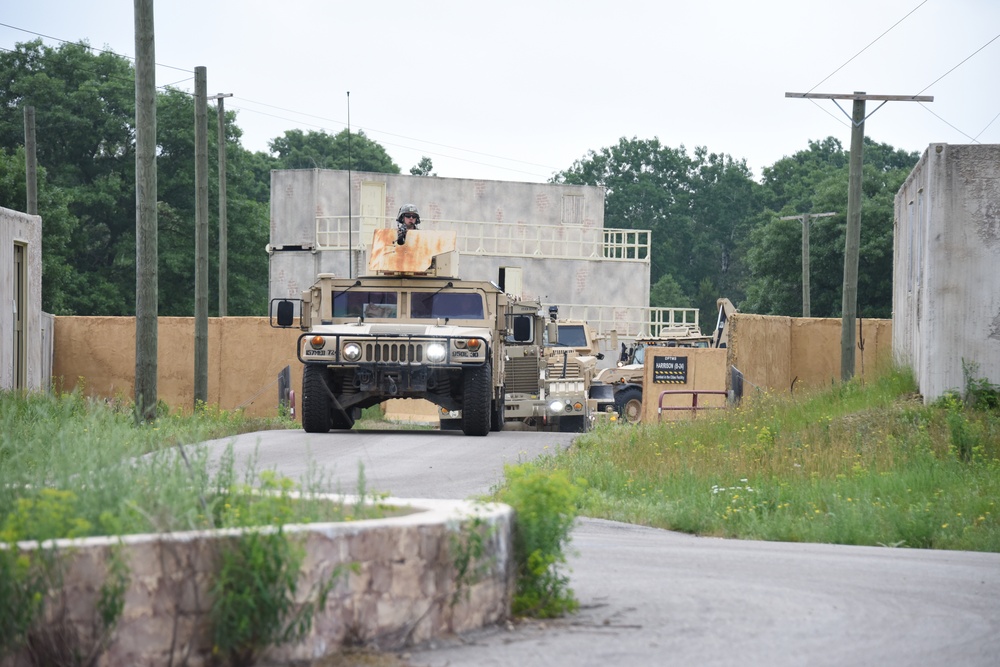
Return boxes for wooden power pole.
[194,67,209,407]
[780,211,836,317]
[785,91,931,381]
[134,0,158,422]
[211,92,233,316]
[23,106,37,215]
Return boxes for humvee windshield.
[333,291,397,318]
[411,292,484,319]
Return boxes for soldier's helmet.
[396,204,420,225]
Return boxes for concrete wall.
[4,498,513,666]
[727,313,892,394]
[0,206,44,391]
[268,169,651,337]
[893,144,1000,401]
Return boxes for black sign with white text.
[653,355,688,384]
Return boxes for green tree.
[410,156,435,176]
[269,128,399,173]
[0,40,273,316]
[554,137,761,324]
[649,274,689,308]
[0,39,137,314]
[744,137,918,318]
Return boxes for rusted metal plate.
[368,229,457,274]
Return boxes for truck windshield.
[333,291,398,318]
[411,292,484,319]
[556,324,588,348]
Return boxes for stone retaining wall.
[3,498,513,666]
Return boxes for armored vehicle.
[272,229,508,436]
[503,301,605,432]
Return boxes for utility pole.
[780,211,836,317]
[194,67,209,407]
[785,91,931,381]
[23,106,37,215]
[210,93,233,316]
[134,0,158,422]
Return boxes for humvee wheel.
[615,386,643,424]
[302,365,332,433]
[462,362,492,436]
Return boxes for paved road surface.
[199,428,1000,667]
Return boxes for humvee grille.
[363,342,424,363]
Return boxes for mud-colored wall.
[640,347,728,423]
[51,314,893,419]
[729,313,892,393]
[53,317,302,417]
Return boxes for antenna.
[347,91,353,279]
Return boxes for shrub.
[497,464,582,618]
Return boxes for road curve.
[198,428,1000,667]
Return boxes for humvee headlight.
[342,342,362,361]
[427,343,447,362]
[549,400,565,413]
[309,335,326,350]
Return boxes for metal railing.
[314,216,649,262]
[558,304,702,342]
[657,389,728,421]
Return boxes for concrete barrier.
[3,498,513,666]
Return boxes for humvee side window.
[333,291,397,318]
[411,292,484,319]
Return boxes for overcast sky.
[3,1,998,183]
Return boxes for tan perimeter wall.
[52,314,893,420]
[728,313,893,393]
[53,317,302,418]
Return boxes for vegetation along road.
[200,422,1000,667]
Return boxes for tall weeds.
[542,367,1000,551]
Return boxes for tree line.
[0,40,919,324]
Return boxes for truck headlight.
[427,343,447,362]
[342,342,362,361]
[549,400,565,413]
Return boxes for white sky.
[3,0,999,183]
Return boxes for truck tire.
[490,388,505,432]
[302,364,332,433]
[615,386,643,424]
[462,362,492,437]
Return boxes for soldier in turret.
[395,204,420,245]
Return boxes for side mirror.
[512,315,532,342]
[274,299,295,327]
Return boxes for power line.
[916,32,1000,95]
[806,0,928,95]
[0,20,190,73]
[0,20,561,178]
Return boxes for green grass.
[532,367,1000,552]
[0,390,383,542]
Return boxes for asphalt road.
[198,428,1000,667]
